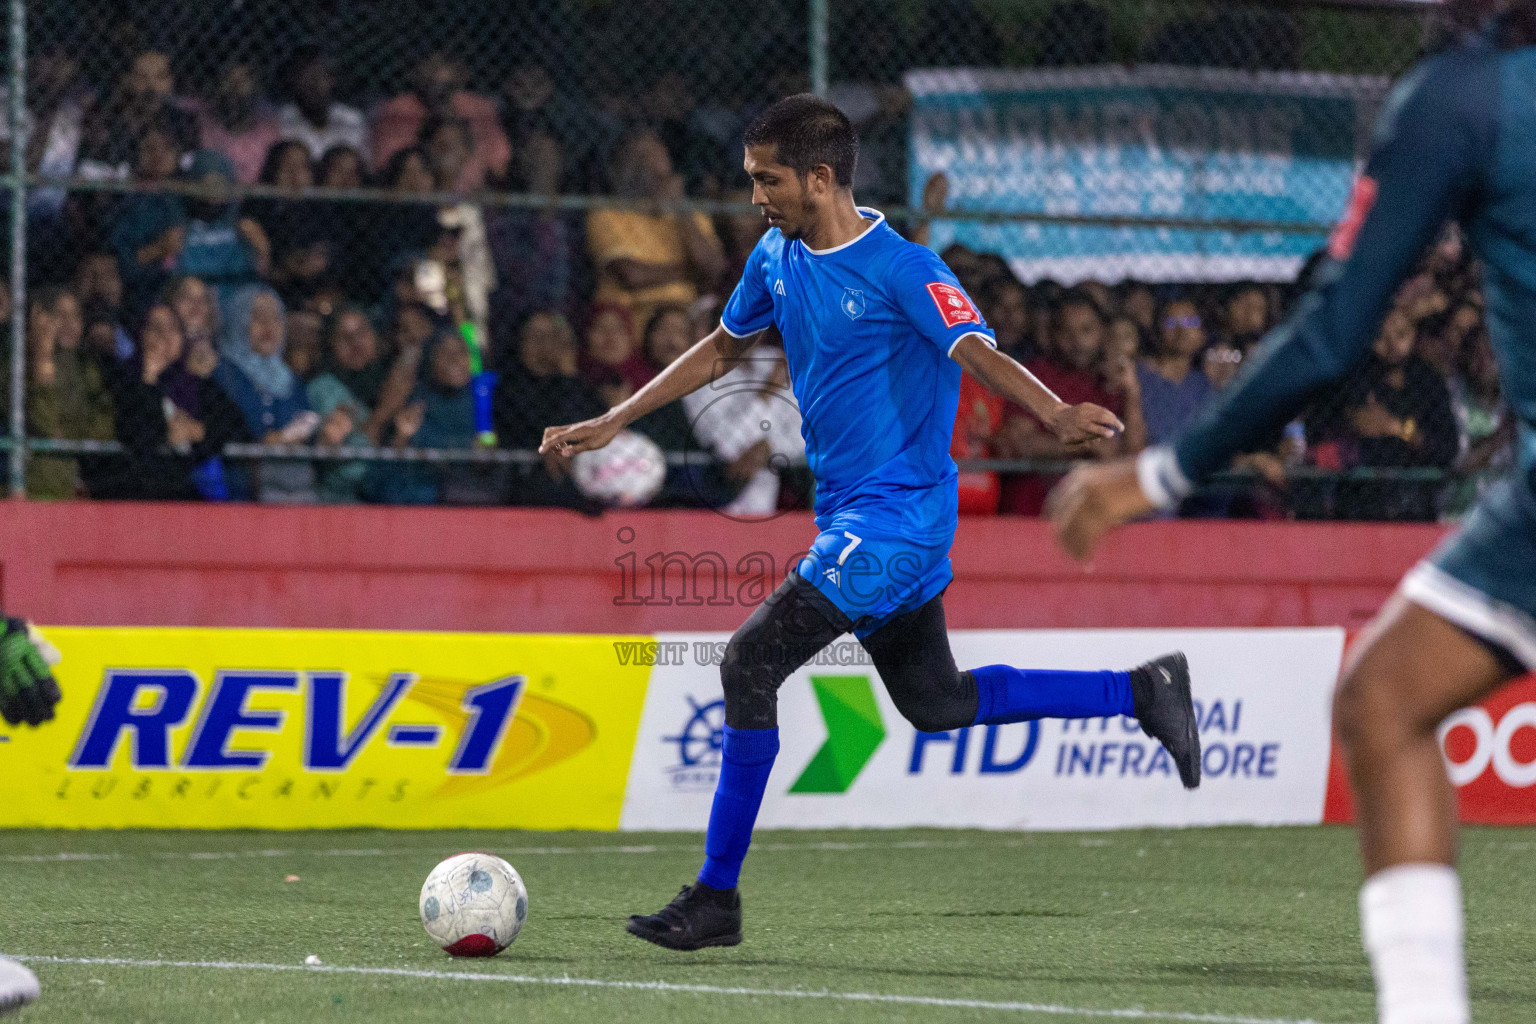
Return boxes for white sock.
[1360,864,1470,1024]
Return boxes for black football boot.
[625,882,744,951]
[1130,652,1201,789]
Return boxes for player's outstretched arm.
[0,618,62,728]
[952,334,1122,446]
[540,325,758,456]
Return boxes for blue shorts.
[796,526,953,638]
[1401,473,1536,670]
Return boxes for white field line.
[0,838,1039,864]
[11,955,1359,1024]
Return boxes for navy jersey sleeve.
[721,235,775,338]
[890,245,996,359]
[1166,49,1498,488]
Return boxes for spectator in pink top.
[192,60,280,185]
[370,53,509,190]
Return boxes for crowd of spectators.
[942,222,1510,522]
[0,17,1511,521]
[4,41,818,512]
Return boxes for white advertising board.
[621,629,1345,832]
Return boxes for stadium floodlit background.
[0,0,1498,522]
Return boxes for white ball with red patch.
[419,853,528,957]
[571,429,667,507]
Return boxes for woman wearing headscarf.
[306,305,407,502]
[105,303,250,500]
[490,310,603,510]
[309,308,391,413]
[213,284,320,502]
[364,329,502,504]
[579,302,653,408]
[494,311,604,450]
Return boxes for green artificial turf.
[1,826,1532,1023]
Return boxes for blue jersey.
[721,209,995,546]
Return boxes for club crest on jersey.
[840,288,866,320]
[926,282,980,329]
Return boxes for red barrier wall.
[24,500,1536,826]
[2,500,1447,631]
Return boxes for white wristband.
[1136,445,1192,511]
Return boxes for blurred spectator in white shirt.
[682,301,803,518]
[277,47,367,164]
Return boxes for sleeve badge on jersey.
[1328,175,1378,261]
[926,282,980,329]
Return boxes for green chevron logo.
[789,675,886,794]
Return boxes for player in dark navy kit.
[1051,3,1536,1022]
[541,95,1202,952]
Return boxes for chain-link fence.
[0,0,1500,521]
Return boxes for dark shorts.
[1402,473,1536,670]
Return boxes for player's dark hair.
[1436,0,1536,49]
[743,94,858,187]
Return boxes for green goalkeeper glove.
[0,618,61,728]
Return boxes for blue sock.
[971,665,1134,725]
[697,726,780,890]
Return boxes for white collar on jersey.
[800,207,886,256]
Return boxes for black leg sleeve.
[860,593,978,734]
[722,574,850,730]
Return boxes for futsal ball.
[571,429,667,507]
[419,853,528,957]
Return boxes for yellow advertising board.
[0,627,653,829]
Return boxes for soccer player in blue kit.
[541,95,1201,951]
[1051,3,1536,1021]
